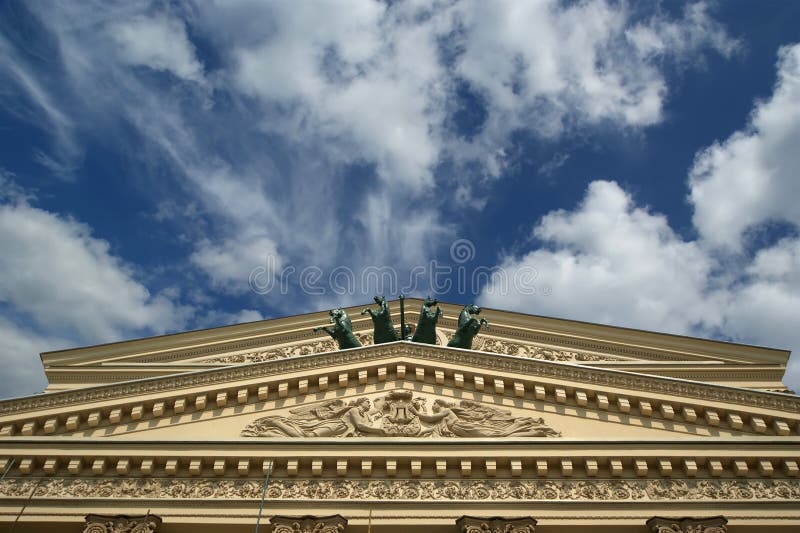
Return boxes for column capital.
[647,516,728,533]
[456,516,537,533]
[83,514,162,533]
[269,514,348,533]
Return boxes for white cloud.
[0,318,63,398]
[0,180,196,398]
[191,233,281,295]
[194,308,265,329]
[0,33,80,174]
[0,197,192,342]
[480,42,800,392]
[231,0,736,186]
[9,0,737,300]
[233,0,444,190]
[481,181,718,334]
[626,2,738,62]
[109,14,205,83]
[480,179,800,392]
[689,43,800,250]
[451,0,737,174]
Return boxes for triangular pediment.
[37,299,791,394]
[62,381,734,441]
[3,342,798,442]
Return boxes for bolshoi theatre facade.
[0,297,798,532]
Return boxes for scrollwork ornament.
[3,478,798,502]
[83,514,162,533]
[646,516,727,533]
[457,516,537,533]
[269,515,347,533]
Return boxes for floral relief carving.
[270,515,347,533]
[83,514,162,533]
[241,391,561,438]
[206,333,612,365]
[2,478,799,502]
[206,333,373,364]
[471,337,617,362]
[646,516,727,533]
[457,516,537,533]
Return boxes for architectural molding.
[456,516,537,533]
[646,516,727,533]
[2,478,799,502]
[269,515,347,533]
[241,390,561,438]
[39,298,790,370]
[4,343,799,420]
[83,513,161,533]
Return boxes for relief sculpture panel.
[241,391,561,438]
[206,333,613,365]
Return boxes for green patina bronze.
[411,296,442,344]
[361,295,399,344]
[313,308,362,349]
[447,303,488,349]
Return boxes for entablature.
[4,344,800,441]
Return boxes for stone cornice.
[39,298,790,368]
[40,364,788,386]
[2,438,800,482]
[7,343,800,419]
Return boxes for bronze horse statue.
[447,304,488,349]
[313,308,362,349]
[361,295,399,344]
[411,296,442,344]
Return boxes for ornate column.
[647,516,727,533]
[269,514,348,533]
[456,516,537,533]
[83,514,162,532]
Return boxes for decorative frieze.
[83,513,162,533]
[457,516,537,533]
[202,333,616,367]
[472,337,617,362]
[3,343,799,419]
[269,515,347,533]
[241,391,561,438]
[646,516,727,533]
[1,477,798,502]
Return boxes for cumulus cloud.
[0,196,192,341]
[0,178,195,397]
[0,318,63,398]
[450,0,737,173]
[109,14,205,83]
[689,43,800,250]
[229,0,736,185]
[481,41,800,391]
[480,179,800,391]
[481,181,719,334]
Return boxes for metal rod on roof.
[399,294,406,340]
[254,460,273,533]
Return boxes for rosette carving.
[457,516,537,533]
[83,514,162,533]
[646,516,727,533]
[269,515,347,533]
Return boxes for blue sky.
[1,1,799,398]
